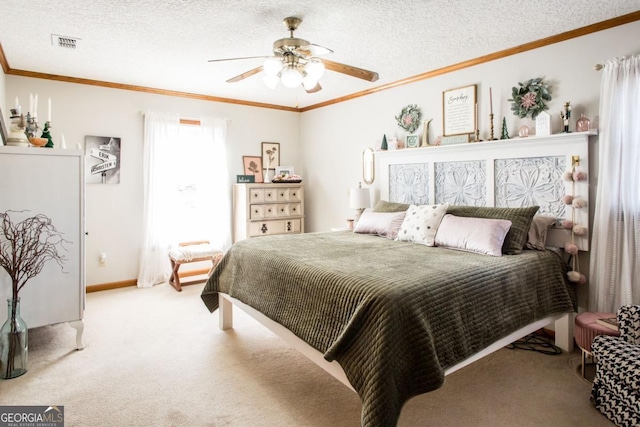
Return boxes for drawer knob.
[287,221,292,231]
[261,224,268,233]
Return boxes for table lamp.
[349,182,371,225]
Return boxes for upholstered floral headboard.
[373,132,595,251]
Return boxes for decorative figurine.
[561,101,572,133]
[41,122,54,148]
[380,134,388,151]
[500,117,510,140]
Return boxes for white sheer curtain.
[137,112,231,288]
[589,53,640,311]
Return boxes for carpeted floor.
[0,282,613,426]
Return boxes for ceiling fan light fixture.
[281,66,303,88]
[263,57,283,76]
[305,60,325,80]
[302,74,318,91]
[263,74,279,89]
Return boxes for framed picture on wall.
[0,108,7,146]
[261,142,280,170]
[85,135,121,184]
[442,84,477,136]
[243,156,264,183]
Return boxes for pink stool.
[574,311,620,378]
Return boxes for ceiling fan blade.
[208,55,269,63]
[226,66,263,83]
[305,82,322,93]
[323,59,379,82]
[295,43,334,57]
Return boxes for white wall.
[5,76,300,286]
[300,21,640,310]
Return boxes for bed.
[201,132,594,426]
[202,229,575,426]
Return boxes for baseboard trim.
[87,268,210,292]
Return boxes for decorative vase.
[1,298,28,379]
[576,114,591,132]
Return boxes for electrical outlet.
[99,252,107,267]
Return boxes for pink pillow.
[353,209,407,239]
[435,214,512,256]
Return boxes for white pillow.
[435,214,512,256]
[397,203,449,246]
[353,209,406,239]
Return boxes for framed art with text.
[442,84,477,136]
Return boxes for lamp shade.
[349,187,371,209]
[281,66,303,88]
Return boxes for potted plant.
[0,210,68,379]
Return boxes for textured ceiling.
[0,1,639,109]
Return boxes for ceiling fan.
[208,16,379,93]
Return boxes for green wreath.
[395,104,422,134]
[508,78,551,119]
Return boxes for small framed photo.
[275,166,294,177]
[405,135,419,148]
[261,142,280,170]
[242,156,263,183]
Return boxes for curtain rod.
[594,64,603,71]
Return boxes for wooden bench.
[168,240,224,292]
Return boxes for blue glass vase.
[1,298,28,379]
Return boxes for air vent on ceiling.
[51,34,80,49]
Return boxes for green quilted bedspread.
[201,231,575,427]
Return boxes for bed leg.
[554,313,575,353]
[219,294,233,330]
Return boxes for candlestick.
[489,87,493,115]
[48,98,52,123]
[29,93,33,115]
[61,134,67,149]
[489,113,495,140]
[15,97,18,109]
[475,103,480,142]
[34,94,38,118]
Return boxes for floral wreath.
[508,78,551,119]
[395,104,422,134]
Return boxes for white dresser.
[233,183,304,242]
[0,146,85,349]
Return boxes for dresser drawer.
[249,219,302,237]
[250,189,264,203]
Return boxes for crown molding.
[2,11,639,113]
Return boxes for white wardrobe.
[0,146,85,349]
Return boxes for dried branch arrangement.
[0,210,69,378]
